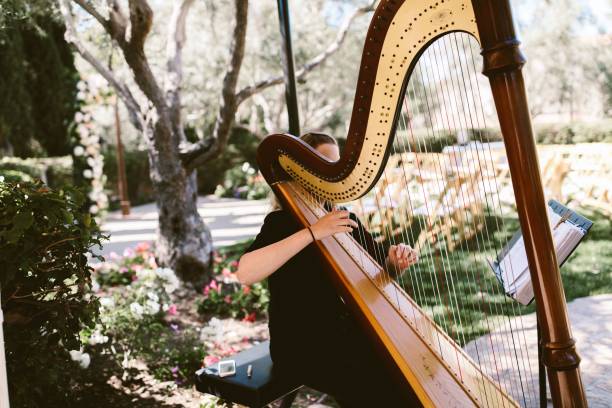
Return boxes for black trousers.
[272,311,410,407]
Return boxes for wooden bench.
[195,341,303,407]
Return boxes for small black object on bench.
[195,340,302,407]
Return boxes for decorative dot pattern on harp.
[257,1,588,407]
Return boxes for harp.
[257,1,587,406]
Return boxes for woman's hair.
[300,132,337,149]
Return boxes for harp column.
[472,1,587,406]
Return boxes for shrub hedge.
[0,180,106,407]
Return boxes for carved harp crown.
[257,1,587,407]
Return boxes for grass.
[395,207,612,346]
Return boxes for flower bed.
[198,242,269,321]
[86,240,269,389]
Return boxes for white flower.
[136,268,155,281]
[147,292,159,302]
[75,112,84,122]
[79,353,91,369]
[99,297,114,309]
[0,175,4,183]
[88,330,109,345]
[241,162,250,172]
[69,349,82,361]
[130,302,144,319]
[91,278,100,293]
[73,145,85,156]
[145,299,160,315]
[69,349,91,369]
[89,205,99,214]
[155,267,180,294]
[83,169,93,179]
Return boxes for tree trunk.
[145,120,212,287]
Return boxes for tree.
[0,1,79,157]
[58,0,375,286]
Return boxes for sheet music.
[494,205,586,305]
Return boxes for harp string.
[423,39,503,402]
[395,95,452,363]
[386,128,432,338]
[412,61,475,375]
[460,33,539,405]
[425,36,516,402]
[453,32,536,404]
[446,33,527,404]
[432,33,524,404]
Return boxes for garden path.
[93,196,271,259]
[464,294,612,407]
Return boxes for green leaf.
[13,210,34,231]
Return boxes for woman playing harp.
[236,133,419,407]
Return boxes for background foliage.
[0,0,79,158]
[0,180,105,407]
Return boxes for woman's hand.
[386,243,419,272]
[310,210,358,241]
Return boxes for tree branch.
[180,0,248,170]
[73,0,109,30]
[106,0,129,45]
[60,0,144,131]
[127,0,154,52]
[235,1,376,105]
[166,0,196,131]
[111,0,167,118]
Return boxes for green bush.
[215,162,271,200]
[196,125,262,195]
[0,168,33,183]
[0,180,106,407]
[0,156,73,188]
[535,121,612,144]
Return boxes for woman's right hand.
[310,210,358,240]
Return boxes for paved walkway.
[464,294,612,407]
[93,196,270,259]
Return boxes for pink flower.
[221,268,232,277]
[119,266,128,273]
[214,256,223,263]
[135,242,150,253]
[148,257,158,268]
[109,251,120,260]
[203,355,220,367]
[123,247,134,258]
[131,274,138,281]
[230,260,239,268]
[167,304,178,316]
[131,264,143,272]
[203,285,210,296]
[242,286,251,295]
[209,280,218,291]
[242,312,257,323]
[224,295,232,304]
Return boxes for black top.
[244,209,386,368]
[243,210,413,407]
